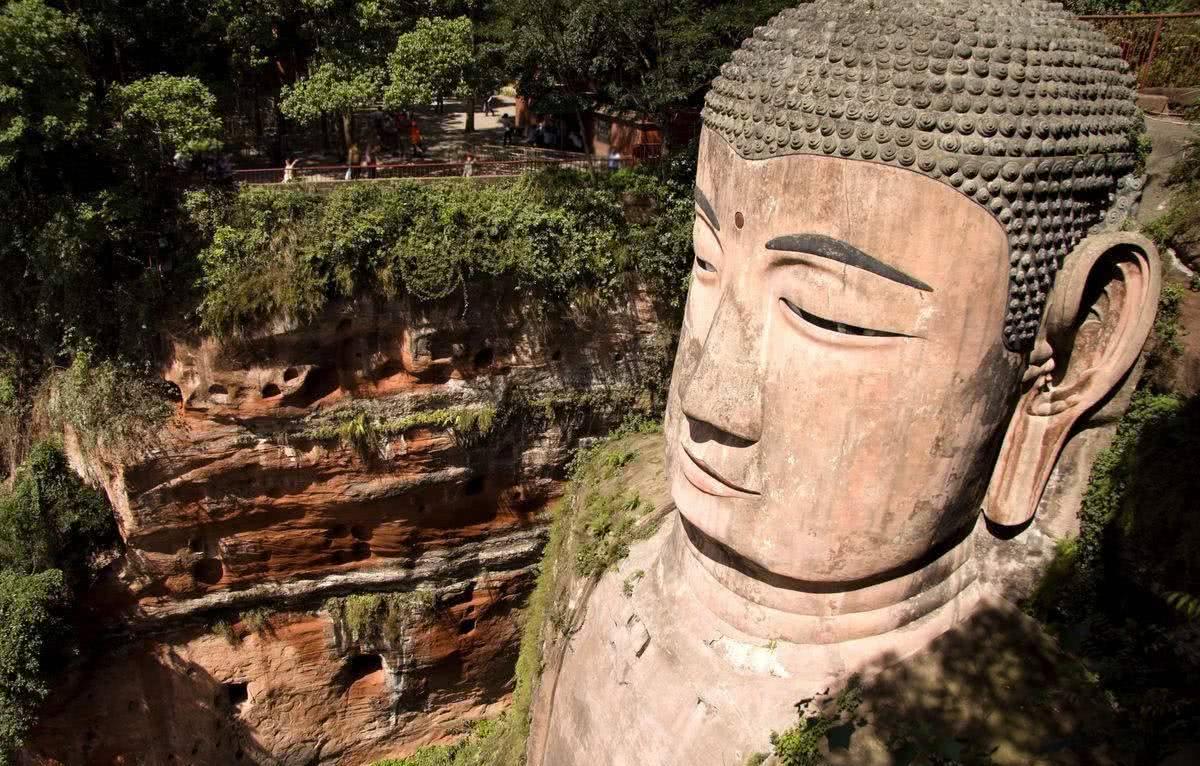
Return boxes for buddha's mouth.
[679,444,761,499]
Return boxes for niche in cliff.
[337,653,385,693]
[192,558,224,585]
[222,681,249,711]
[282,365,340,408]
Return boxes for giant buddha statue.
[533,2,1161,763]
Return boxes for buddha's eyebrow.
[766,233,933,292]
[693,186,720,231]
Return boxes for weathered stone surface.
[533,2,1163,763]
[27,572,528,766]
[25,290,673,765]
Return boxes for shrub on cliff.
[190,168,694,335]
[0,442,116,762]
[0,441,115,586]
[0,569,66,764]
[47,352,173,459]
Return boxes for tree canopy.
[386,16,474,109]
[0,0,91,174]
[109,75,223,159]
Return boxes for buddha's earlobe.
[984,232,1162,528]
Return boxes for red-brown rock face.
[25,289,672,765]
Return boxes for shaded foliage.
[1033,390,1200,763]
[0,441,115,585]
[0,569,65,765]
[499,0,791,147]
[0,440,116,763]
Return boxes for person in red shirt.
[409,122,425,159]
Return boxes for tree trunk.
[252,78,264,154]
[271,100,286,167]
[341,112,356,164]
[575,110,589,156]
[465,94,475,133]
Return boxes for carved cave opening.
[338,653,384,691]
[222,682,248,709]
[192,558,224,585]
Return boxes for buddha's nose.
[680,290,763,445]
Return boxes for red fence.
[233,155,652,185]
[1081,12,1200,88]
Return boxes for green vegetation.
[303,405,497,450]
[622,569,645,597]
[326,589,437,648]
[1145,103,1200,268]
[211,619,240,646]
[240,607,274,635]
[191,168,693,335]
[280,63,387,161]
[365,429,664,766]
[373,720,500,766]
[1031,389,1200,762]
[768,681,863,766]
[503,0,793,151]
[109,74,223,160]
[0,569,65,765]
[1142,283,1187,390]
[0,442,115,586]
[0,441,116,763]
[573,491,651,578]
[48,352,173,459]
[386,17,475,110]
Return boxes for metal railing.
[1081,11,1200,88]
[232,155,654,185]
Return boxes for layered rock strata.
[26,288,671,766]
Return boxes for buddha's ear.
[984,232,1162,528]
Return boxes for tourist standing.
[409,122,425,159]
[363,146,377,179]
[500,113,514,146]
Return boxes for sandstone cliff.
[24,287,672,766]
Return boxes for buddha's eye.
[695,256,717,274]
[780,297,902,338]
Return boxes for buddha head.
[666,0,1160,606]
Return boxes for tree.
[499,0,793,153]
[0,441,116,762]
[0,441,115,586]
[0,0,92,174]
[385,17,472,110]
[280,62,384,162]
[0,569,65,765]
[109,75,223,161]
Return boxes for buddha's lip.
[680,444,761,498]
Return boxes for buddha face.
[666,129,1025,583]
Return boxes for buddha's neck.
[666,513,977,645]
